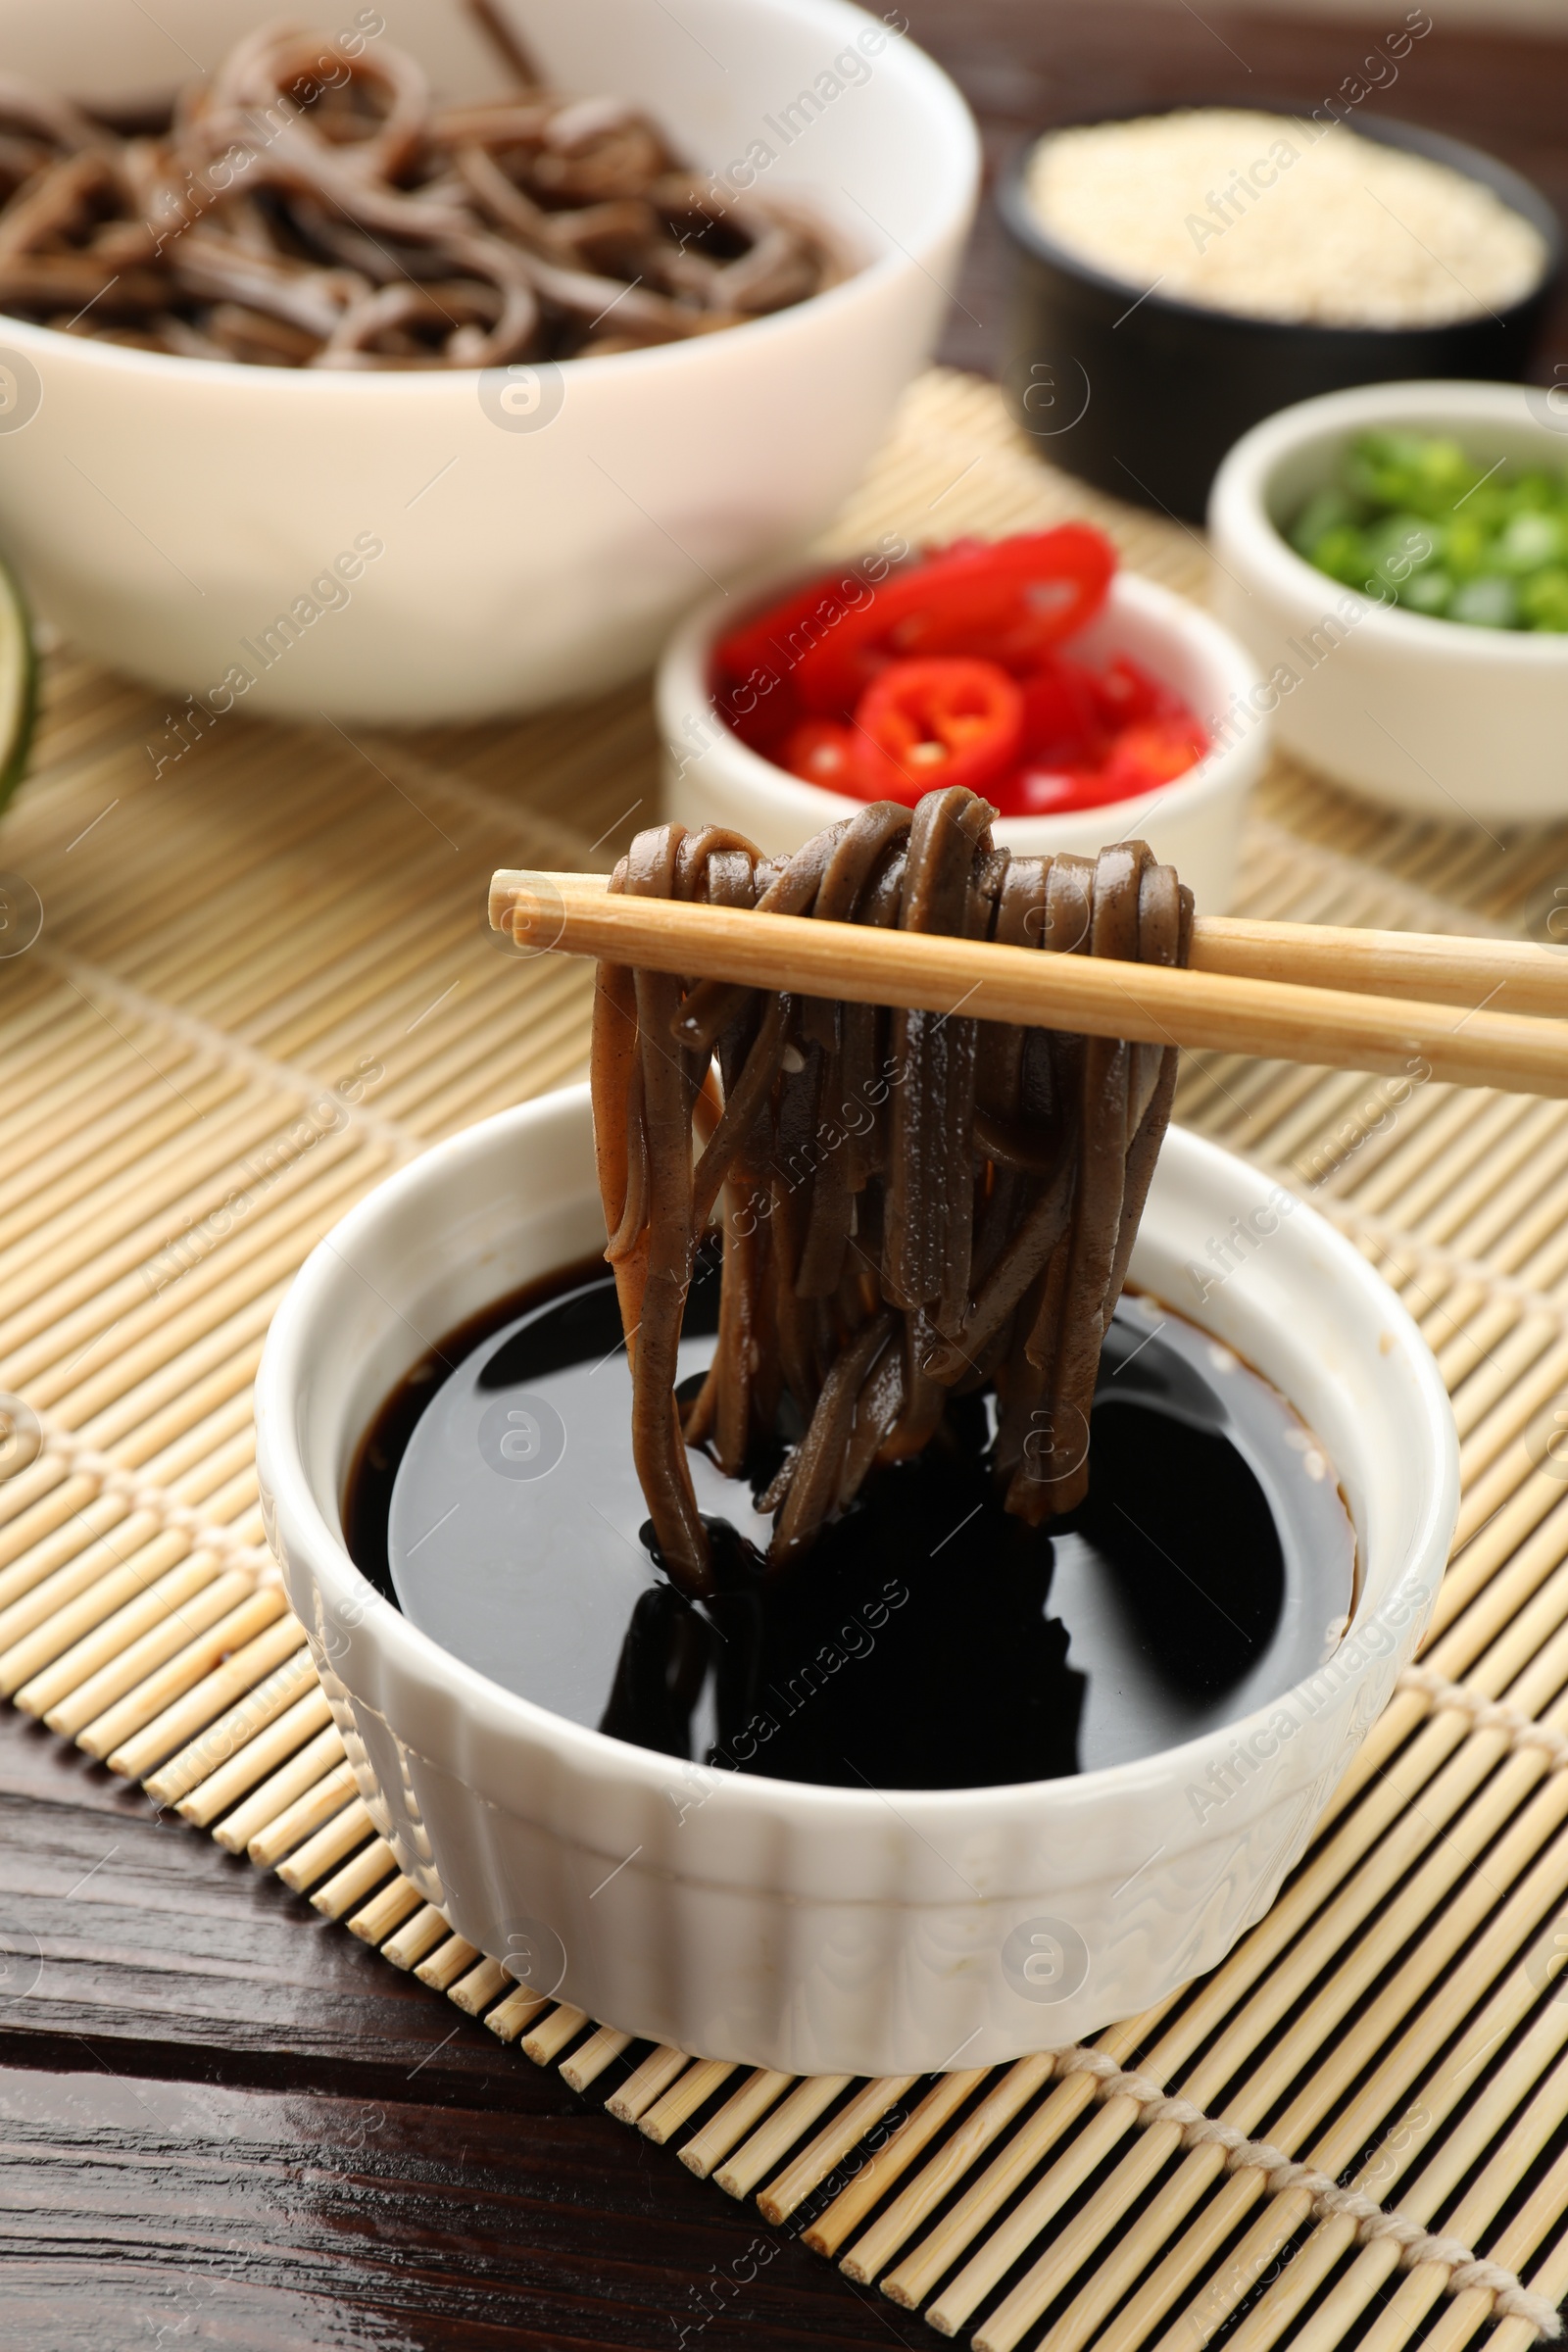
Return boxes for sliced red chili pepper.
[1001,718,1207,818]
[711,531,1215,821]
[717,676,794,761]
[781,718,857,789]
[990,768,1084,816]
[1100,716,1209,794]
[1085,654,1166,731]
[1008,767,1140,814]
[1018,655,1107,768]
[713,566,879,695]
[792,526,1117,713]
[851,657,1023,804]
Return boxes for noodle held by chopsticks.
[589,789,1193,1597]
[0,19,849,366]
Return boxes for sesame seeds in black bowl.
[998,105,1562,522]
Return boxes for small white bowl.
[1208,380,1568,822]
[0,0,977,723]
[255,1083,1456,2077]
[658,561,1268,911]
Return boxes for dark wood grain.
[0,2058,929,2351]
[0,1703,925,2351]
[6,10,1568,2347]
[0,1710,519,2100]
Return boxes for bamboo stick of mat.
[490,871,1568,1101]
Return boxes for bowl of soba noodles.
[256,796,1456,2075]
[0,0,976,720]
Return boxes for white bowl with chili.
[658,530,1269,913]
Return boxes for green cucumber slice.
[0,552,37,819]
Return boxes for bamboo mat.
[3,367,1568,2352]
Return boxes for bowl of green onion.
[1207,380,1567,823]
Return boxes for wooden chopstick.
[498,870,1568,1016]
[490,868,1568,1101]
[1191,915,1566,1018]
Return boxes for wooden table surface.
[6,8,1568,2347]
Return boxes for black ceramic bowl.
[998,108,1563,521]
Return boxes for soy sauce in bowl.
[346,1249,1355,1789]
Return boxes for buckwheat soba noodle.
[354,785,1354,1787]
[0,11,847,367]
[591,787,1191,1593]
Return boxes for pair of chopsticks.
[489,867,1568,1102]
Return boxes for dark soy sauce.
[346,1253,1356,1788]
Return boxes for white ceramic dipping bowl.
[256,1083,1457,2078]
[0,0,977,722]
[659,561,1268,912]
[1209,380,1568,822]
